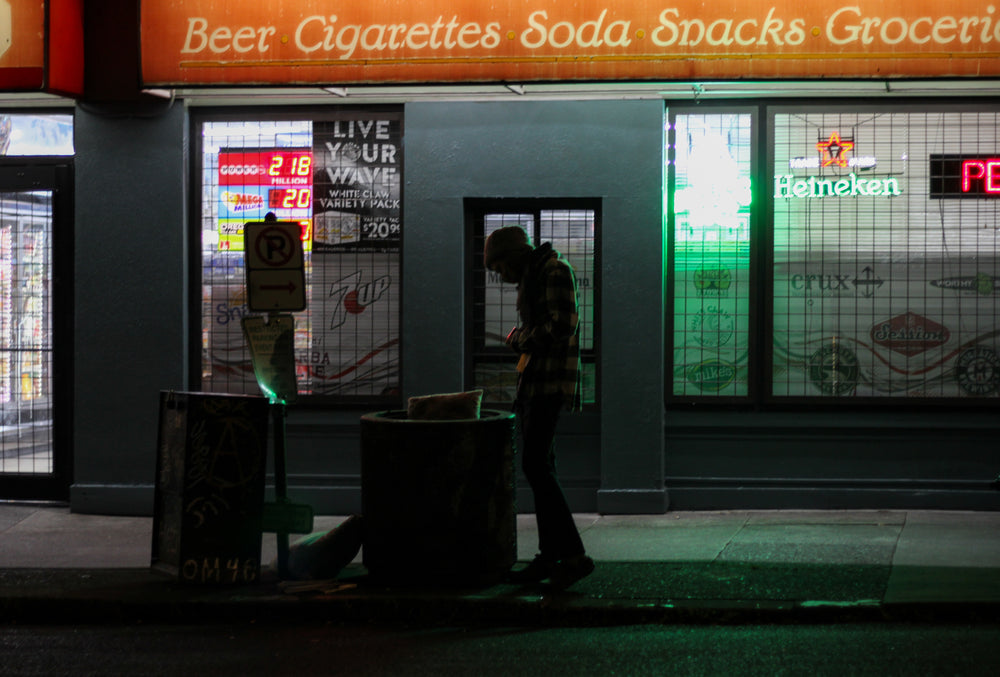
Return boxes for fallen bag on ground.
[286,514,365,580]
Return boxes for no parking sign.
[243,221,306,312]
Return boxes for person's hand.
[505,327,522,351]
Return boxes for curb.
[2,569,999,627]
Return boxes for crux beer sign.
[870,311,949,357]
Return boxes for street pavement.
[1,504,999,626]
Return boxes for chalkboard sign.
[152,391,269,584]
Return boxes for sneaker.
[548,554,595,590]
[507,554,554,584]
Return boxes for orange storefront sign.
[141,0,1000,86]
[0,0,83,95]
[0,0,45,89]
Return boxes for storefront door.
[0,164,72,501]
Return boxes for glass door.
[0,165,72,501]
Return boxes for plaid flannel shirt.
[514,243,582,410]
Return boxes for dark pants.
[514,394,585,562]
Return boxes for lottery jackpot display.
[216,149,314,251]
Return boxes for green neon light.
[774,173,901,199]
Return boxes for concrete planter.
[360,409,516,585]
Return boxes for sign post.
[242,215,313,580]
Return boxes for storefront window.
[773,109,1000,398]
[196,111,402,403]
[469,200,598,406]
[670,112,753,397]
[668,104,1000,403]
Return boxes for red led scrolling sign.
[962,159,1000,193]
[929,155,1000,199]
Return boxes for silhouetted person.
[484,226,594,589]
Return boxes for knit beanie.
[483,226,530,268]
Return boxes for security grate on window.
[670,106,1000,403]
[773,110,1000,399]
[468,200,599,407]
[0,191,54,476]
[670,112,753,398]
[197,113,403,404]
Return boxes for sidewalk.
[2,504,999,625]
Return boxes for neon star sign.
[817,132,854,168]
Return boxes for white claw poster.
[302,116,401,398]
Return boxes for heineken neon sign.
[774,173,901,199]
[776,131,901,200]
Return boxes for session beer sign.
[139,1,1000,86]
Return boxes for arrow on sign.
[853,266,884,298]
[261,282,298,293]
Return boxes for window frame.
[465,197,601,410]
[666,103,762,406]
[188,106,404,409]
[667,99,1000,410]
[0,158,74,501]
